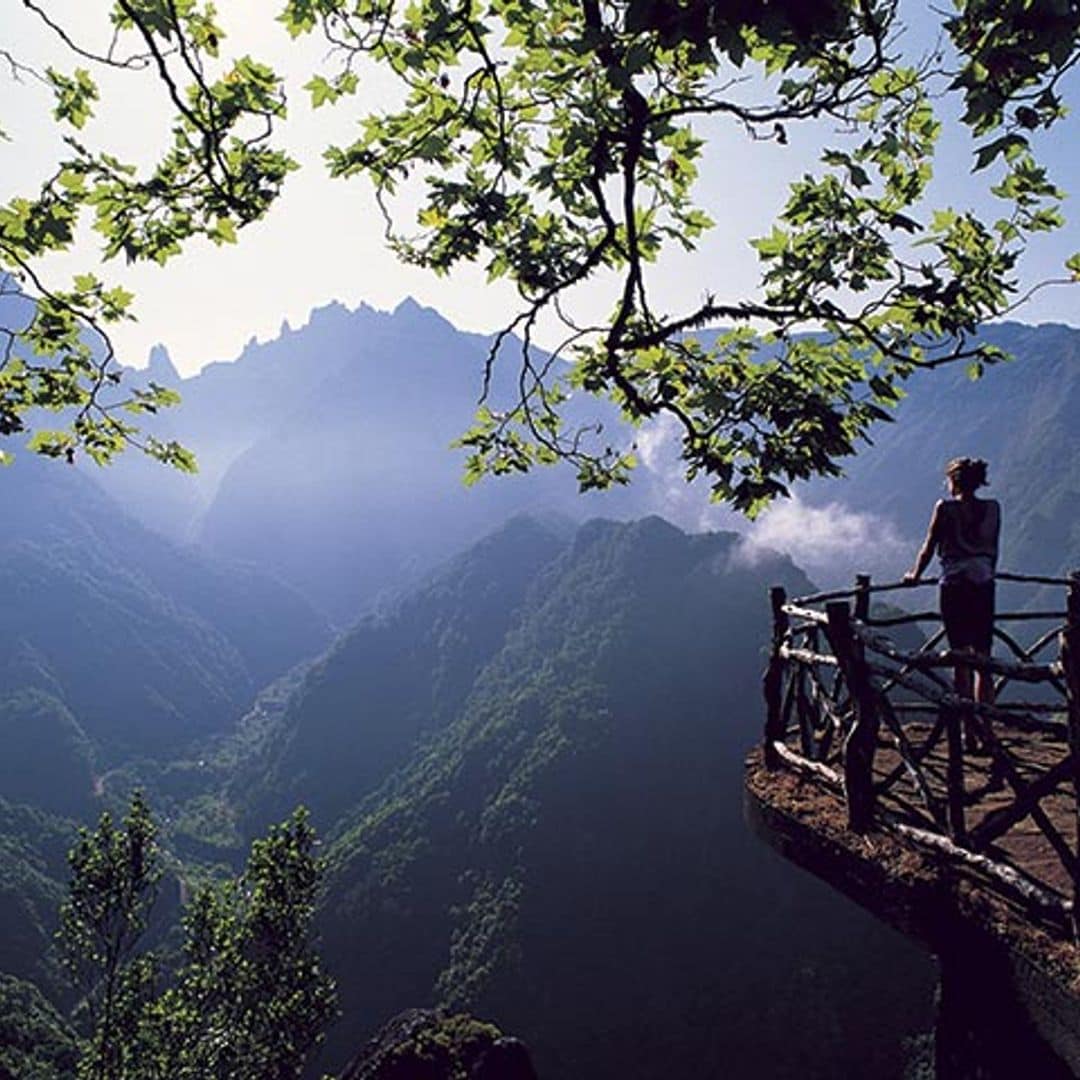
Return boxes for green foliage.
[58,792,162,1080]
[340,1009,510,1080]
[3,0,295,468]
[6,2,1078,505]
[58,794,337,1080]
[281,0,1078,511]
[137,808,338,1079]
[945,0,1080,137]
[0,799,76,996]
[171,792,243,852]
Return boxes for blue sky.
[3,1,1078,375]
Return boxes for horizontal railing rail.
[762,569,1080,939]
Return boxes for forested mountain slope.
[0,800,74,998]
[242,516,570,831]
[276,517,936,1079]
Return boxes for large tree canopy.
[3,0,1079,509]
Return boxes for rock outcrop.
[339,1009,538,1080]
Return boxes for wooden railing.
[762,570,1080,938]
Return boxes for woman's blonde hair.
[945,456,989,493]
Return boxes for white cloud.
[633,415,744,532]
[734,494,912,587]
[634,415,912,587]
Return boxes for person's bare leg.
[954,654,982,753]
[973,651,1003,783]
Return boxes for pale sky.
[4,2,1078,376]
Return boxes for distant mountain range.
[96,299,652,624]
[89,304,1080,619]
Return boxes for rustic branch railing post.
[854,572,871,622]
[943,702,967,845]
[795,663,815,760]
[824,599,879,832]
[1062,570,1080,935]
[763,585,789,770]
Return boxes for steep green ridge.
[0,974,77,1080]
[0,692,93,820]
[303,517,933,1078]
[244,516,570,832]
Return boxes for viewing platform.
[745,571,1080,1078]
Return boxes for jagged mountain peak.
[391,294,458,333]
[145,343,180,384]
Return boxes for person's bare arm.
[904,501,942,583]
[991,501,1002,571]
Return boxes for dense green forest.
[0,507,936,1078]
[302,516,932,1077]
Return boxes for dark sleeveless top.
[936,498,1000,585]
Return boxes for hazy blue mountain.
[1,456,330,761]
[94,299,652,623]
[0,692,93,820]
[194,301,650,622]
[265,516,936,1079]
[96,305,1080,622]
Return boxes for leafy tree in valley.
[58,791,337,1079]
[4,1,1080,509]
[59,791,161,1080]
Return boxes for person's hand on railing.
[902,570,921,585]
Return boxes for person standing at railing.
[903,457,1001,717]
